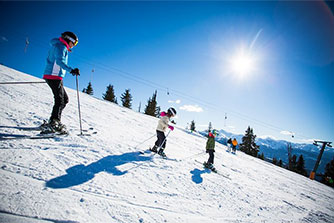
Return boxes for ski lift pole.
[24,37,29,53]
[75,75,83,135]
[310,140,332,180]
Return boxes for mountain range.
[199,129,334,175]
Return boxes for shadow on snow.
[190,168,210,184]
[0,125,41,131]
[45,151,152,189]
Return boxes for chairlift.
[24,37,29,53]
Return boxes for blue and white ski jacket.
[43,37,73,80]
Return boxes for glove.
[70,68,80,76]
[160,111,166,117]
[168,125,174,131]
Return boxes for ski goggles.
[73,39,78,46]
[65,35,78,46]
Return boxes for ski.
[194,160,231,179]
[139,148,154,155]
[161,156,178,161]
[139,147,160,155]
[0,126,42,131]
[0,129,99,141]
[39,121,96,136]
[0,134,63,141]
[139,148,178,161]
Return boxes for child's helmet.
[167,107,177,116]
[61,31,78,46]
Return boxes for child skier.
[232,138,238,153]
[204,130,216,170]
[42,31,80,134]
[150,107,176,157]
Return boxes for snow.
[202,129,334,174]
[0,64,333,223]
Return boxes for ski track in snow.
[1,65,334,223]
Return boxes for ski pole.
[75,75,83,135]
[158,129,171,149]
[133,133,156,149]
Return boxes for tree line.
[82,82,160,117]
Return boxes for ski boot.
[208,163,217,172]
[150,145,158,153]
[40,119,55,134]
[53,120,68,135]
[203,161,211,168]
[41,119,68,135]
[158,148,167,158]
[40,120,49,129]
[204,162,216,172]
[40,119,54,132]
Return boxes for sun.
[229,49,255,78]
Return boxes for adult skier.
[232,138,238,153]
[42,31,80,134]
[204,130,216,170]
[150,107,176,157]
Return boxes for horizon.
[0,1,333,144]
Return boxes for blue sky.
[0,1,333,144]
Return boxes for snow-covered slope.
[0,65,333,223]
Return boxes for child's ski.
[194,160,231,179]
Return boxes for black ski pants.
[207,150,214,164]
[155,130,166,149]
[46,79,68,122]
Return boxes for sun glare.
[229,49,255,78]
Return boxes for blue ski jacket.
[43,37,73,80]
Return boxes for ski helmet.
[61,31,78,46]
[167,107,177,116]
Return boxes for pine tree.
[290,154,297,172]
[208,122,212,133]
[103,84,117,104]
[239,126,259,157]
[258,152,264,160]
[190,120,196,132]
[83,82,93,95]
[278,159,283,167]
[322,158,334,187]
[287,143,293,170]
[120,89,132,109]
[272,157,277,165]
[296,154,307,176]
[144,90,160,117]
